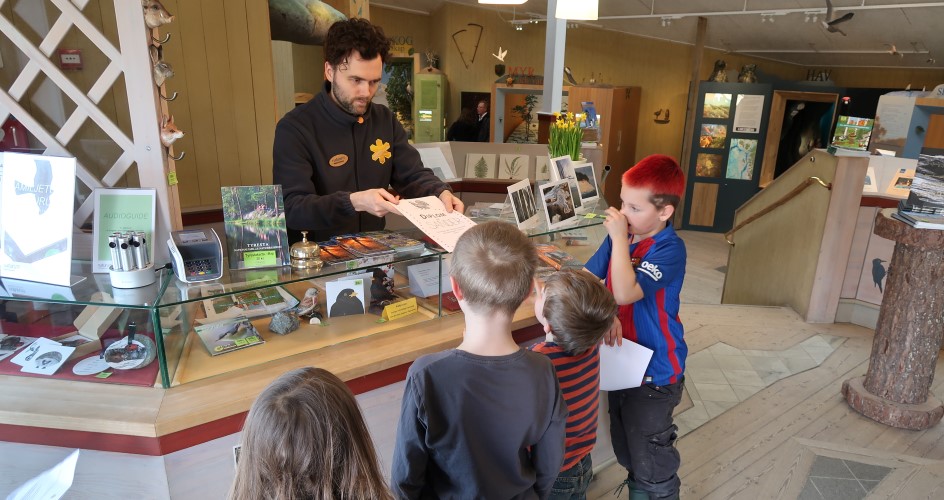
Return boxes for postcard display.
[682,82,774,233]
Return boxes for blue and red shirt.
[529,342,600,472]
[585,223,687,386]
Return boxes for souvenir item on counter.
[103,322,157,370]
[290,231,323,270]
[72,356,110,376]
[221,185,291,270]
[195,315,265,356]
[268,310,300,335]
[295,287,323,321]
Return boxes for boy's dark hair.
[541,269,617,355]
[621,154,685,209]
[324,18,391,68]
[450,221,538,316]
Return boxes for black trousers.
[608,378,685,499]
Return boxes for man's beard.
[332,80,370,116]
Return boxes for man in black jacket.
[274,18,463,243]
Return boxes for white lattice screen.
[0,0,180,263]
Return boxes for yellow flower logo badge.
[370,139,392,165]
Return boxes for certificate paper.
[396,196,477,253]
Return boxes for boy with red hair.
[584,154,687,500]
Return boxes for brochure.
[0,152,76,286]
[200,283,298,323]
[194,315,265,356]
[221,185,291,270]
[92,188,156,273]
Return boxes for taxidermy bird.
[872,258,887,293]
[822,0,854,36]
[708,60,727,82]
[885,44,904,58]
[14,159,53,214]
[295,288,323,320]
[564,66,579,86]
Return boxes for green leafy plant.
[384,62,413,135]
[512,94,538,143]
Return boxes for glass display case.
[0,219,605,389]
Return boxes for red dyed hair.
[621,154,685,209]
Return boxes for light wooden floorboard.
[590,230,944,499]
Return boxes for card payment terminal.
[167,228,223,282]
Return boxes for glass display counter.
[0,217,605,389]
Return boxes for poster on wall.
[699,124,727,149]
[725,139,758,180]
[695,153,723,178]
[703,93,732,119]
[733,95,765,133]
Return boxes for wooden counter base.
[0,303,543,456]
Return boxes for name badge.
[329,154,348,167]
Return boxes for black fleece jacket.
[273,81,450,243]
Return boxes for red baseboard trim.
[861,197,900,209]
[0,424,163,455]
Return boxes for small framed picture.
[538,179,579,230]
[497,154,529,180]
[465,153,497,179]
[549,155,573,183]
[325,279,367,318]
[507,178,539,229]
[566,161,600,206]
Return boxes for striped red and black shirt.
[529,341,600,471]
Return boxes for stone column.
[842,209,944,430]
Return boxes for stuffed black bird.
[823,0,854,36]
[872,258,887,293]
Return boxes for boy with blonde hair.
[584,154,687,500]
[392,221,567,499]
[530,269,618,499]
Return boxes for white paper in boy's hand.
[599,340,654,391]
[6,449,78,500]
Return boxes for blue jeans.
[548,453,593,500]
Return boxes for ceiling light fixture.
[478,0,527,5]
[556,0,598,21]
[661,17,672,27]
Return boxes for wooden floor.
[587,232,944,499]
[4,230,943,499]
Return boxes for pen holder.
[109,264,157,289]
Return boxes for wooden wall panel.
[157,0,276,210]
[246,0,277,186]
[689,183,718,227]
[224,0,263,187]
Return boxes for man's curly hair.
[324,18,391,68]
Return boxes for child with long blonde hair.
[230,367,392,500]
